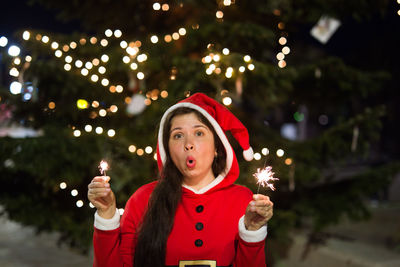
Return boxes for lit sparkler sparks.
[253,166,279,192]
[98,160,109,176]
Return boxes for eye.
[172,133,183,139]
[195,130,204,137]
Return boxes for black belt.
[167,260,232,267]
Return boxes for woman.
[88,93,274,267]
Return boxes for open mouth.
[186,156,196,168]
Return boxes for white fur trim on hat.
[243,147,254,161]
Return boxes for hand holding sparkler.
[243,166,278,231]
[253,166,279,193]
[88,160,116,219]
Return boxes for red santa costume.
[93,93,268,267]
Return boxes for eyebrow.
[170,124,208,133]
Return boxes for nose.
[184,138,194,151]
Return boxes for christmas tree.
[1,0,399,264]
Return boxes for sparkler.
[253,166,279,194]
[98,160,109,177]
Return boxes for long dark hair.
[133,107,226,267]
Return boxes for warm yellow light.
[81,68,89,76]
[151,35,158,43]
[178,28,186,35]
[285,158,293,165]
[254,153,262,160]
[91,74,99,82]
[98,66,106,74]
[137,72,145,80]
[100,39,108,47]
[107,129,116,137]
[22,31,30,40]
[41,35,49,43]
[126,46,139,56]
[51,42,59,49]
[128,145,137,153]
[164,35,172,42]
[213,54,220,62]
[162,3,169,11]
[76,200,84,208]
[105,29,113,37]
[244,55,251,62]
[92,58,100,66]
[71,189,78,196]
[279,37,287,45]
[101,78,109,86]
[55,50,62,57]
[123,56,130,63]
[85,125,92,132]
[116,85,123,93]
[9,68,19,77]
[239,66,245,72]
[85,62,93,69]
[65,56,72,63]
[222,97,232,106]
[276,149,284,157]
[59,182,67,189]
[278,60,286,68]
[137,148,144,156]
[25,55,32,62]
[114,29,122,38]
[204,56,212,63]
[75,60,83,68]
[73,130,81,137]
[223,0,232,6]
[70,41,77,49]
[161,90,168,98]
[64,63,72,71]
[130,62,138,70]
[35,34,42,41]
[137,54,147,62]
[145,146,153,154]
[120,40,128,48]
[276,52,285,60]
[92,101,99,108]
[282,46,290,55]
[153,3,161,10]
[48,102,56,109]
[248,64,255,70]
[222,48,230,55]
[216,10,224,18]
[110,105,118,113]
[77,99,89,109]
[261,148,269,155]
[95,127,103,134]
[101,54,109,62]
[172,32,180,40]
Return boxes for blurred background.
[1,0,400,266]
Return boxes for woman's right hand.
[88,176,116,219]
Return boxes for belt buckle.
[178,260,217,267]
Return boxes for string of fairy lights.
[1,0,294,209]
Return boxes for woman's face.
[168,112,216,185]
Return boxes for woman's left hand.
[244,194,274,231]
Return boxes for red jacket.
[93,180,266,266]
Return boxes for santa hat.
[157,93,254,172]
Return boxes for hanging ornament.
[310,16,341,44]
[126,94,146,115]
